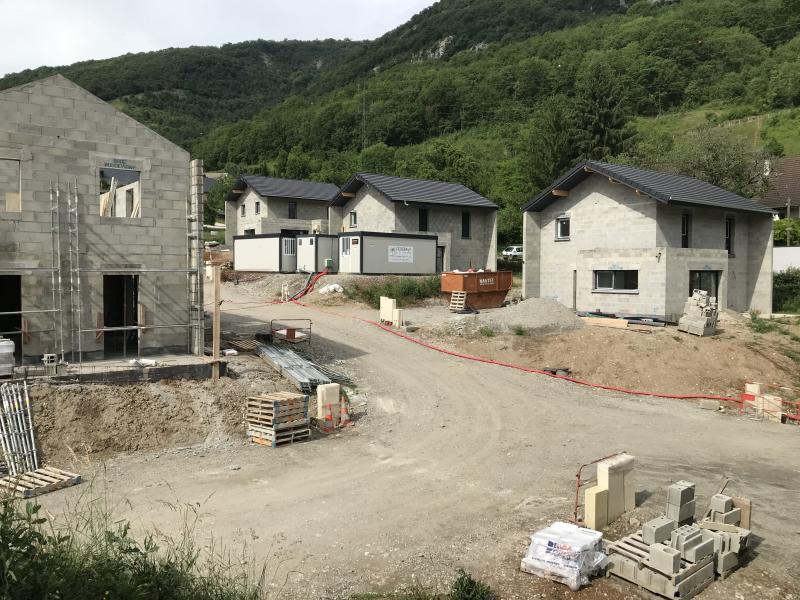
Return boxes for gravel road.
[39,284,800,599]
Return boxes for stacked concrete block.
[584,453,635,530]
[668,525,713,563]
[743,383,785,422]
[678,289,718,336]
[643,517,676,545]
[379,296,397,323]
[647,543,681,575]
[316,383,341,430]
[709,495,742,526]
[666,480,696,525]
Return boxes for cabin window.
[594,270,638,292]
[341,237,351,256]
[282,238,296,256]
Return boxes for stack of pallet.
[246,392,310,448]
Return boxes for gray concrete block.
[643,517,677,545]
[670,525,702,551]
[710,494,732,513]
[667,498,696,523]
[713,507,741,525]
[700,529,725,554]
[649,543,681,575]
[667,482,695,506]
[683,538,714,563]
[717,550,738,574]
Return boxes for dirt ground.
[33,282,800,599]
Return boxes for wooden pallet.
[246,393,308,426]
[247,418,310,434]
[605,531,714,599]
[249,423,310,448]
[449,291,467,312]
[0,467,82,498]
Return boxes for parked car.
[502,245,523,259]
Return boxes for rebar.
[0,383,38,475]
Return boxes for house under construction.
[0,75,204,367]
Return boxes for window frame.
[254,201,260,215]
[240,204,246,217]
[288,201,297,220]
[461,211,471,239]
[341,236,351,256]
[681,213,691,248]
[593,269,639,294]
[555,215,571,241]
[349,211,357,227]
[419,207,429,232]
[282,238,297,256]
[0,158,22,213]
[725,216,735,256]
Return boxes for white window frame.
[240,204,245,217]
[555,215,570,240]
[349,211,357,227]
[593,270,639,293]
[341,236,351,256]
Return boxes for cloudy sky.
[0,0,437,77]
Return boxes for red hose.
[291,300,741,404]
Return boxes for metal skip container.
[440,271,513,309]
[0,337,14,377]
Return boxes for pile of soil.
[29,360,294,465]
[451,298,584,335]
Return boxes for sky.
[0,0,437,77]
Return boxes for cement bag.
[319,284,344,295]
[520,521,606,591]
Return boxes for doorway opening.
[689,270,720,298]
[0,275,22,364]
[103,275,138,358]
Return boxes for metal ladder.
[49,180,65,362]
[66,179,82,365]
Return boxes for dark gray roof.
[224,175,339,203]
[522,161,775,214]
[331,173,497,209]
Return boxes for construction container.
[441,271,513,309]
[0,337,14,376]
[233,234,297,273]
[297,235,339,273]
[338,232,437,275]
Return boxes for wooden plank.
[731,496,751,529]
[581,317,630,329]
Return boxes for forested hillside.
[3,0,800,243]
[0,40,361,147]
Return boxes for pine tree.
[572,67,634,161]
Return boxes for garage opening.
[0,275,22,364]
[103,275,138,358]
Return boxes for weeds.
[344,276,441,308]
[748,311,779,333]
[449,569,495,600]
[512,325,527,336]
[478,326,495,337]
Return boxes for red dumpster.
[440,271,513,309]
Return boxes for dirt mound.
[454,297,583,335]
[29,363,292,465]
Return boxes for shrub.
[449,569,495,600]
[748,311,779,333]
[478,326,495,337]
[344,276,441,308]
[774,268,800,313]
[512,325,527,336]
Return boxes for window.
[461,211,471,239]
[297,238,302,246]
[725,217,735,256]
[255,201,260,215]
[419,208,429,232]
[349,211,357,227]
[681,214,691,248]
[309,238,314,246]
[0,158,21,213]
[556,216,570,240]
[341,236,351,256]
[244,228,255,236]
[288,201,297,220]
[282,238,297,256]
[99,166,141,218]
[240,204,246,217]
[594,270,639,292]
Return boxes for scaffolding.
[2,165,205,373]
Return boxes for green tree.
[360,143,397,173]
[524,95,578,189]
[774,219,800,247]
[572,67,634,160]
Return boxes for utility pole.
[212,265,221,379]
[788,197,792,247]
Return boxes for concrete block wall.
[0,75,196,363]
[330,186,396,233]
[231,191,329,237]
